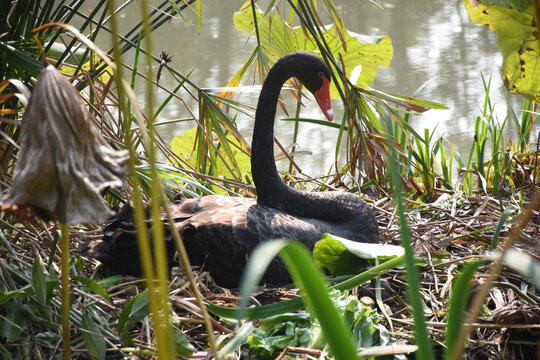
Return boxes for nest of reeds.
[1,180,539,359]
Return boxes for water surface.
[85,0,532,176]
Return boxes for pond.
[87,0,532,176]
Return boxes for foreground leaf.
[0,291,24,305]
[0,301,25,342]
[73,275,112,302]
[502,248,540,290]
[174,331,197,356]
[313,234,366,275]
[247,313,316,357]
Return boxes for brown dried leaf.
[2,65,128,225]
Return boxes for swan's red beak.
[314,76,334,122]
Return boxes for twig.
[448,189,540,360]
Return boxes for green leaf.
[31,259,47,305]
[233,1,393,96]
[118,292,149,346]
[35,332,61,342]
[0,40,42,79]
[0,343,10,359]
[464,0,540,101]
[72,275,112,302]
[0,291,24,305]
[136,164,215,197]
[281,117,349,130]
[45,268,59,304]
[476,0,533,11]
[208,295,305,320]
[218,322,255,356]
[328,290,390,349]
[96,275,124,288]
[328,234,404,259]
[246,313,317,357]
[314,234,404,276]
[241,288,391,357]
[491,205,517,249]
[174,331,197,356]
[386,142,434,359]
[81,311,107,359]
[313,234,365,275]
[357,84,449,112]
[0,301,25,342]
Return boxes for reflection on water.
[87,0,534,175]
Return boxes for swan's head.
[286,51,334,121]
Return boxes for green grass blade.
[445,260,484,359]
[281,243,360,360]
[356,84,449,111]
[196,0,202,34]
[491,205,518,249]
[218,322,255,356]
[60,223,71,360]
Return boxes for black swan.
[80,51,379,287]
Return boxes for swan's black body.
[80,51,379,288]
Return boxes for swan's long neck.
[251,61,291,209]
[251,60,339,219]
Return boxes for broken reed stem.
[448,189,540,360]
[138,0,176,357]
[104,0,174,357]
[60,223,70,360]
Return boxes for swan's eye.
[317,71,325,79]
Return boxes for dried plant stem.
[139,0,176,358]
[160,189,220,359]
[448,189,540,360]
[60,223,70,360]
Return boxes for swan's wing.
[245,205,323,245]
[80,197,321,287]
[176,199,296,287]
[173,198,328,286]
